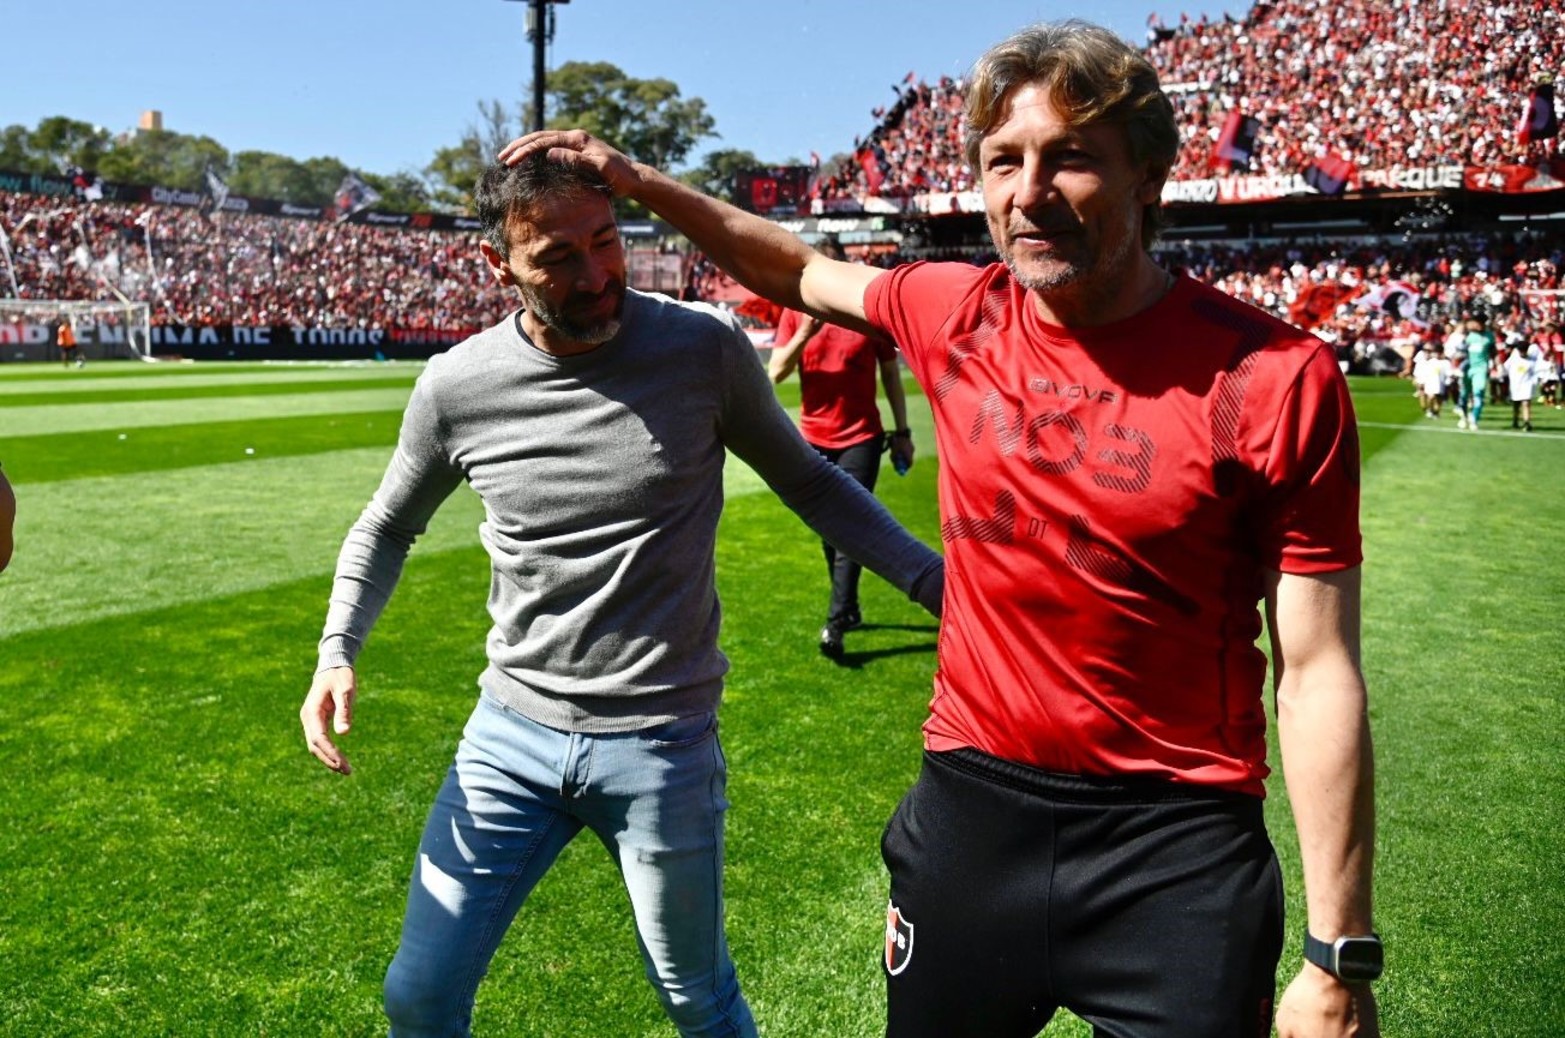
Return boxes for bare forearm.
[880,360,910,430]
[768,325,815,384]
[624,161,817,311]
[1278,668,1376,937]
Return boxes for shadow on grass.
[827,623,939,669]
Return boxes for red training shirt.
[866,262,1362,796]
[774,308,898,449]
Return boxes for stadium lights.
[502,0,571,132]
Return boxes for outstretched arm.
[1268,567,1379,1038]
[718,324,941,616]
[499,130,881,331]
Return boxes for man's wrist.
[891,428,912,438]
[1304,931,1383,983]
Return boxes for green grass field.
[1,361,1560,1037]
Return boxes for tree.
[679,148,764,205]
[0,117,112,174]
[430,67,717,215]
[96,129,229,191]
[362,171,431,214]
[297,157,353,205]
[0,125,39,173]
[425,100,524,212]
[544,62,716,170]
[230,150,320,203]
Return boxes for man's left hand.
[1275,966,1379,1037]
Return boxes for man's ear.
[479,240,515,286]
[1137,160,1170,206]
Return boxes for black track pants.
[881,748,1283,1038]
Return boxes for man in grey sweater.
[299,156,943,1038]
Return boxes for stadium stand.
[0,191,513,333]
[818,0,1563,204]
[2,0,1561,366]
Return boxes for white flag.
[334,172,382,222]
[205,166,231,213]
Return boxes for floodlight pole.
[504,0,571,133]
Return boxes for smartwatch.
[1304,932,1384,983]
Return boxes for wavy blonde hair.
[964,21,1179,246]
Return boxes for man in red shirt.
[504,19,1377,1038]
[769,237,915,657]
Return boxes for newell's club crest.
[885,901,914,976]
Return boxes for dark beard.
[523,279,626,345]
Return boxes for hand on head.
[498,130,639,196]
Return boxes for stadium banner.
[769,215,898,238]
[1161,159,1565,203]
[811,158,1564,214]
[0,316,482,361]
[0,167,683,235]
[1463,162,1565,194]
[734,166,814,216]
[0,168,143,204]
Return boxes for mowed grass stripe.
[0,448,481,638]
[0,360,393,381]
[3,414,794,487]
[0,377,419,410]
[0,386,418,437]
[1,445,776,638]
[2,411,406,484]
[0,364,422,397]
[0,373,419,407]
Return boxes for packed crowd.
[1,191,513,331]
[8,183,1563,368]
[812,76,976,203]
[820,0,1563,203]
[1159,230,1564,369]
[1148,0,1562,176]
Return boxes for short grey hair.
[474,154,613,258]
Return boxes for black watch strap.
[1304,932,1384,983]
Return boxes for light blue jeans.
[383,693,757,1038]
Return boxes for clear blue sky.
[8,0,1249,177]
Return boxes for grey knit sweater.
[317,290,943,732]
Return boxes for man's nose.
[1012,157,1055,212]
[576,254,612,292]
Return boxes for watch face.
[1336,937,1384,982]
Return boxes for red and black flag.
[856,147,886,194]
[1518,82,1559,144]
[1287,279,1357,330]
[1214,112,1261,171]
[1304,151,1356,196]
